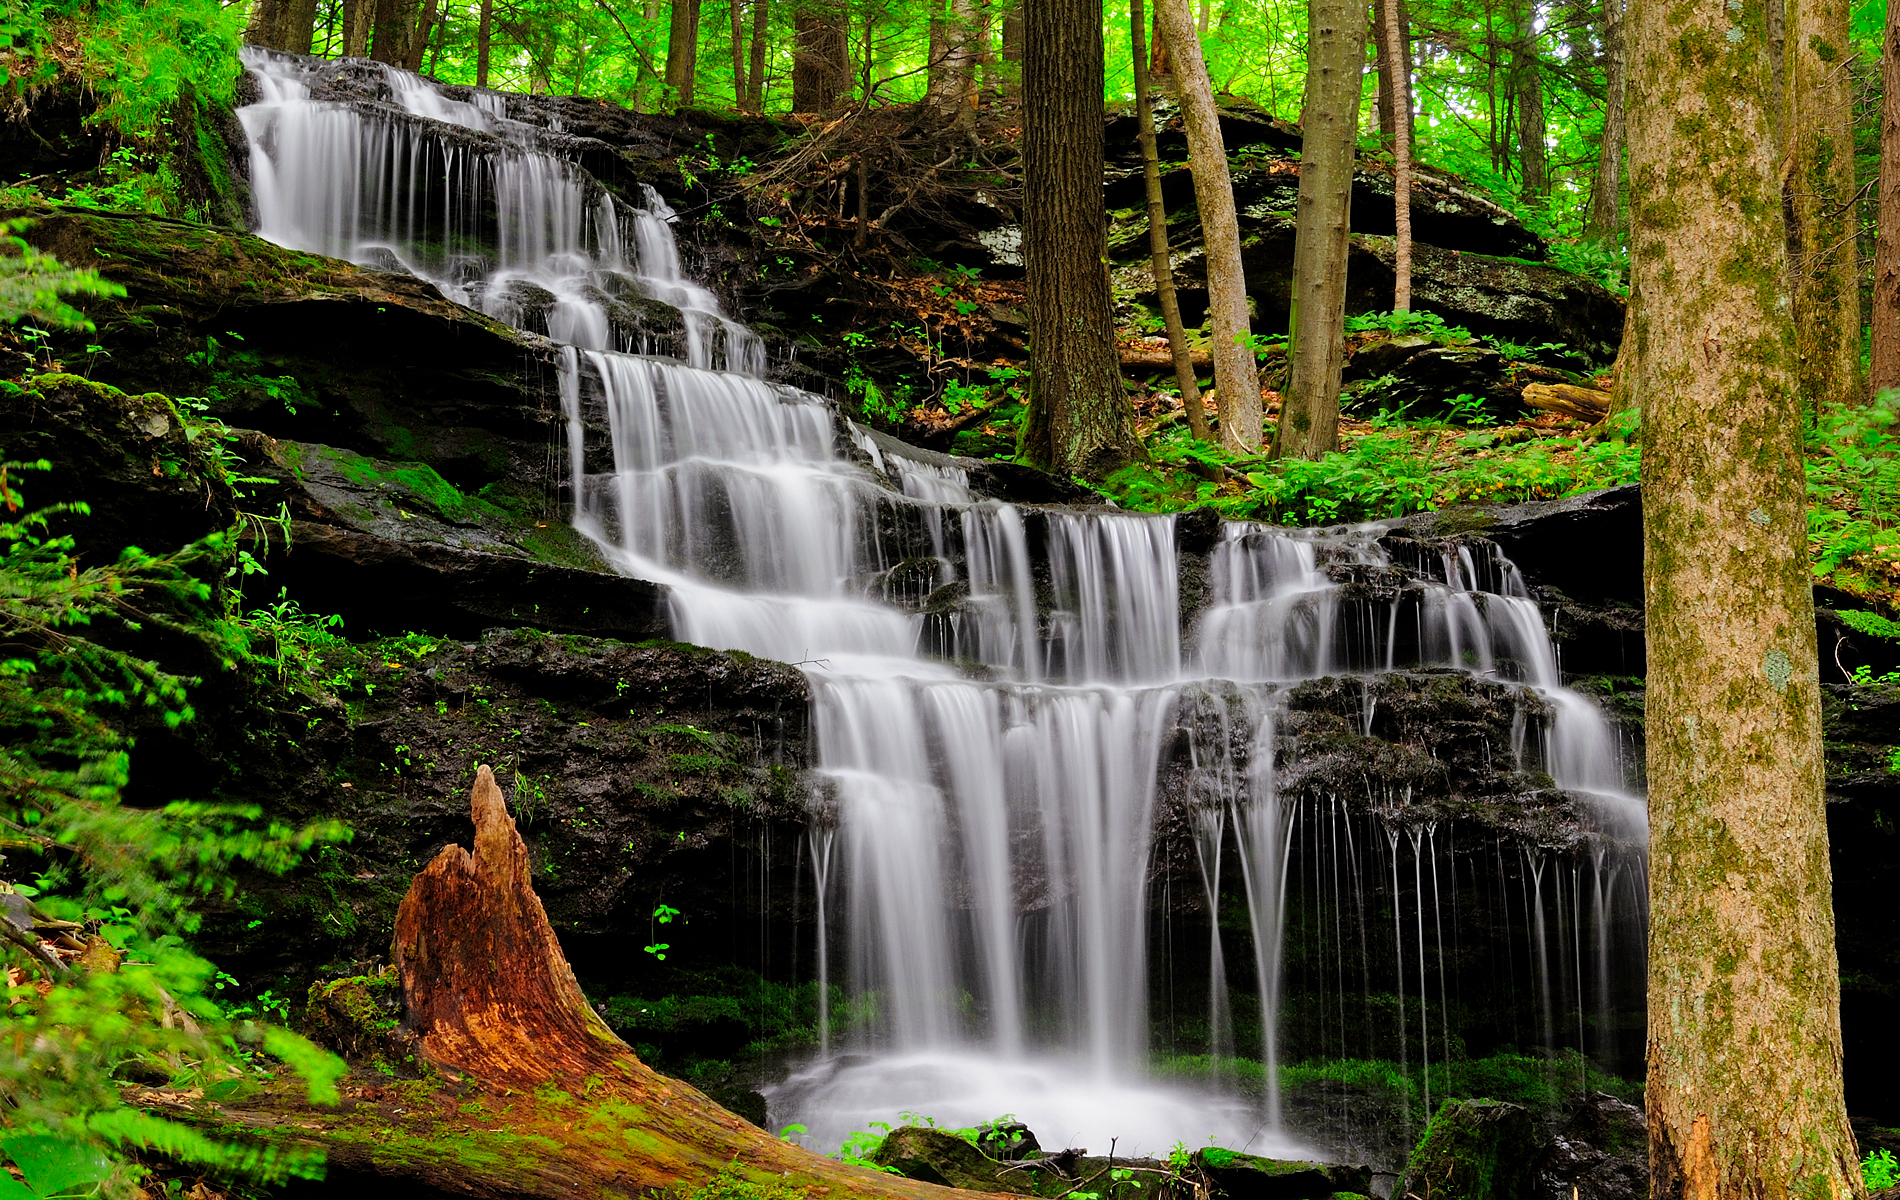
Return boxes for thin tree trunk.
[748,0,768,106]
[1787,0,1864,413]
[1368,0,1413,153]
[1626,0,1862,1187]
[407,0,437,69]
[730,0,746,105]
[1019,0,1142,475]
[1514,34,1546,207]
[1872,0,1900,393]
[1584,0,1624,242]
[476,0,493,86]
[1153,0,1260,452]
[666,0,702,105]
[635,0,663,110]
[1274,0,1361,459]
[1133,0,1211,443]
[1381,0,1412,311]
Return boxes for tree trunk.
[1380,0,1412,311]
[1873,0,1900,394]
[1274,0,1361,460]
[1583,0,1624,241]
[1787,0,1864,413]
[369,0,419,66]
[1368,0,1413,153]
[1513,35,1546,208]
[1626,0,1862,1188]
[1153,0,1261,452]
[926,0,979,118]
[177,767,986,1200]
[792,6,850,111]
[730,0,746,105]
[1133,0,1211,443]
[635,0,663,110]
[1019,0,1141,475]
[476,0,493,86]
[407,0,437,70]
[666,0,702,106]
[999,0,1022,60]
[244,0,284,48]
[748,0,769,106]
[341,0,373,57]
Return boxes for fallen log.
[1520,381,1611,423]
[173,768,987,1199]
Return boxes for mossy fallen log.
[160,768,985,1199]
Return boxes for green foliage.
[0,0,243,138]
[1,463,347,1196]
[1345,310,1473,342]
[1156,1049,1639,1110]
[1807,392,1900,603]
[1863,1148,1898,1190]
[1836,609,1900,640]
[0,221,126,332]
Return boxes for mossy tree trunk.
[667,0,703,106]
[1787,0,1864,413]
[1018,0,1143,475]
[1872,0,1900,394]
[1626,0,1861,1189]
[1152,0,1262,453]
[1274,0,1362,460]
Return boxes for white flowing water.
[239,49,1646,1159]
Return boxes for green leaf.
[0,1134,116,1197]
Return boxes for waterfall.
[239,49,1647,1160]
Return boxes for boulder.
[872,1127,1025,1192]
[1402,1099,1541,1200]
[1193,1149,1373,1199]
[1531,1092,1647,1200]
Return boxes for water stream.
[238,49,1647,1161]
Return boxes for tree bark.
[730,0,747,106]
[926,0,980,119]
[1380,0,1412,311]
[792,6,850,111]
[666,0,703,106]
[1274,0,1362,460]
[748,0,769,106]
[341,0,373,57]
[1786,0,1864,413]
[1873,0,1900,394]
[176,767,987,1200]
[1153,0,1261,453]
[1133,0,1211,443]
[1513,34,1546,208]
[476,0,493,86]
[244,0,283,48]
[1368,0,1413,152]
[1626,0,1862,1189]
[369,0,420,66]
[1584,0,1625,241]
[1019,0,1142,475]
[407,0,438,70]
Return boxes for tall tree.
[748,0,769,106]
[1380,0,1413,310]
[1626,0,1862,1189]
[666,0,703,105]
[1018,0,1142,474]
[1786,0,1863,413]
[731,0,747,107]
[1133,0,1212,443]
[1512,32,1547,207]
[1583,0,1626,241]
[925,0,980,120]
[341,0,373,57]
[475,0,494,86]
[243,0,318,52]
[1368,0,1414,152]
[369,0,420,66]
[1274,0,1362,459]
[792,4,851,110]
[1873,0,1900,394]
[1153,0,1262,452]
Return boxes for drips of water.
[238,50,1645,1157]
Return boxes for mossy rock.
[1402,1098,1541,1200]
[1192,1149,1371,1199]
[301,966,407,1063]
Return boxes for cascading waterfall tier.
[238,51,1647,1160]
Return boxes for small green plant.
[673,1160,812,1199]
[1864,1148,1898,1190]
[1444,392,1497,427]
[645,903,682,960]
[1345,309,1472,343]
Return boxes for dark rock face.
[1403,1099,1542,1200]
[1530,1093,1647,1200]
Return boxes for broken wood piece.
[1521,382,1611,422]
